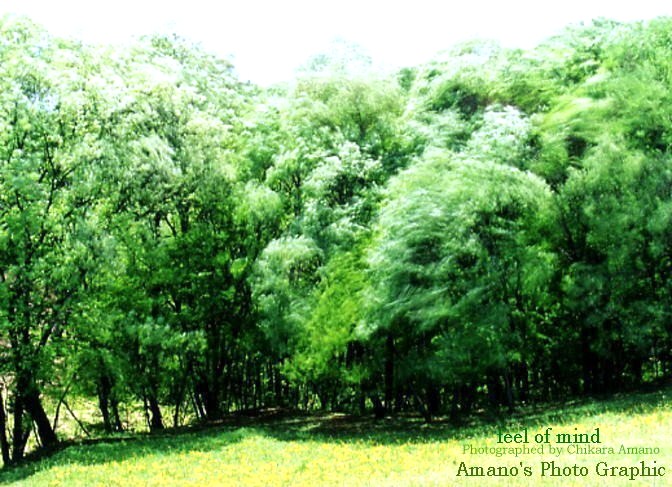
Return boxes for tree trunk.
[426,384,441,417]
[273,366,284,407]
[111,398,123,432]
[173,400,181,428]
[449,387,461,424]
[192,391,206,421]
[23,389,58,448]
[371,395,385,419]
[97,376,113,433]
[11,395,26,462]
[503,369,515,413]
[147,394,164,431]
[487,373,502,412]
[384,333,394,413]
[0,390,10,465]
[358,382,366,415]
[202,387,222,420]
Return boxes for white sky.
[2,1,671,85]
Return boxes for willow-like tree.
[365,150,555,419]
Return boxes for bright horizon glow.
[2,1,671,85]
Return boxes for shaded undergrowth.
[0,383,669,485]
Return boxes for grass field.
[1,387,670,486]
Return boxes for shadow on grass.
[0,383,669,484]
[0,425,250,484]
[252,382,670,445]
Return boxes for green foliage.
[2,13,672,463]
[366,151,555,390]
[252,235,323,357]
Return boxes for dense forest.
[0,15,671,465]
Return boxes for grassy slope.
[1,387,670,486]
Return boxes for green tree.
[0,17,113,460]
[365,151,555,418]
